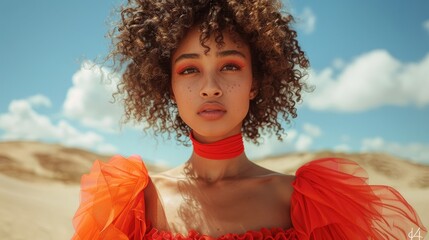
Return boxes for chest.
[145,177,292,237]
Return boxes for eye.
[221,63,241,72]
[178,67,199,75]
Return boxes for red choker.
[189,132,244,160]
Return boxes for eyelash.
[221,63,242,71]
[179,67,198,75]
[177,63,242,75]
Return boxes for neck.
[189,132,244,160]
[186,152,252,183]
[187,131,251,182]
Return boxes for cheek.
[172,80,191,99]
[172,82,194,114]
[228,80,252,98]
[175,87,193,99]
[228,84,252,111]
[225,83,238,93]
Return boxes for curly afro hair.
[110,0,309,144]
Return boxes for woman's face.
[171,27,255,143]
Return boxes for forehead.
[172,26,249,57]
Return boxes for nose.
[199,73,223,98]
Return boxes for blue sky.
[1,1,428,166]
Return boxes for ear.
[170,86,176,100]
[249,90,256,100]
[249,80,258,100]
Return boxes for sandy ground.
[0,141,427,239]
[0,174,79,239]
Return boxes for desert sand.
[0,141,427,239]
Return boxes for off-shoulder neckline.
[145,226,297,239]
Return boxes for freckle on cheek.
[228,84,237,93]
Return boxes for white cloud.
[423,19,429,33]
[0,95,117,154]
[1,97,58,140]
[340,135,351,142]
[306,50,429,112]
[296,7,316,34]
[332,58,345,70]
[333,144,351,152]
[295,134,313,151]
[293,123,322,151]
[362,137,384,149]
[93,141,118,154]
[63,61,124,132]
[245,130,297,159]
[26,94,52,108]
[302,123,322,137]
[294,123,322,151]
[245,123,322,159]
[362,137,429,164]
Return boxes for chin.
[191,125,242,141]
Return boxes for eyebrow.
[216,50,246,59]
[174,50,246,63]
[174,53,199,64]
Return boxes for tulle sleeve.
[72,155,149,240]
[290,158,427,240]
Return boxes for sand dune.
[0,141,427,239]
[0,141,165,184]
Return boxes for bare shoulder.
[144,166,181,194]
[272,172,295,204]
[143,168,184,227]
[250,162,295,203]
[245,163,294,227]
[149,165,186,185]
[143,167,174,197]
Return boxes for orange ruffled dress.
[72,156,427,239]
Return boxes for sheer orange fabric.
[291,158,426,239]
[72,155,149,240]
[72,156,427,240]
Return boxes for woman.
[72,0,426,239]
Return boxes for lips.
[197,102,226,120]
